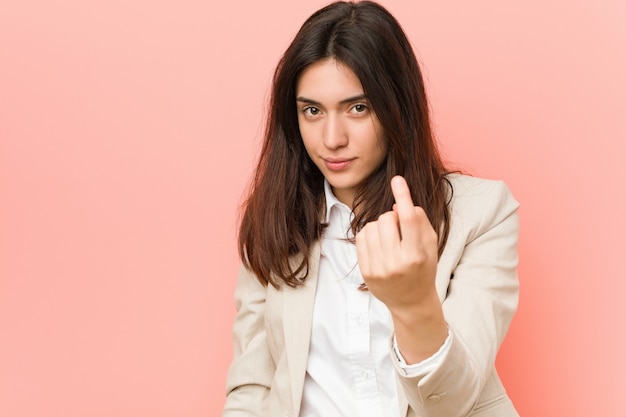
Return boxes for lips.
[323,158,354,171]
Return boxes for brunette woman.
[223,2,520,416]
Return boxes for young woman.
[223,2,520,416]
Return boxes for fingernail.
[391,176,404,186]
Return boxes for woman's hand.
[355,175,447,363]
[355,175,438,309]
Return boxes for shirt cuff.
[392,331,452,376]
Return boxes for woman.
[223,1,520,416]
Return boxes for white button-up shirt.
[299,181,450,417]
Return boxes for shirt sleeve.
[392,331,452,376]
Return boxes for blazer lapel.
[397,378,410,416]
[282,241,321,415]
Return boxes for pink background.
[1,1,624,416]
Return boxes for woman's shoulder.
[445,172,513,195]
[445,173,518,205]
[444,173,519,230]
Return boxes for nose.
[322,114,348,149]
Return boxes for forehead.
[296,58,364,99]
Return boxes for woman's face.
[296,58,387,208]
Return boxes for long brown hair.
[239,1,451,288]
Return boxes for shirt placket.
[345,255,382,417]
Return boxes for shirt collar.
[323,179,351,222]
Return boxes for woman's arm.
[357,176,519,416]
[395,178,520,416]
[223,265,274,417]
[355,176,449,363]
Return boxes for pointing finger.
[391,175,415,218]
[390,175,420,246]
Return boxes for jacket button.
[427,394,442,402]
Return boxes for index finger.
[390,175,419,244]
[390,175,415,215]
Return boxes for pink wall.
[1,1,624,416]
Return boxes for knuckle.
[411,207,427,222]
[355,230,367,245]
[409,252,427,266]
[378,211,396,223]
[427,229,438,244]
[358,222,371,234]
[416,251,429,264]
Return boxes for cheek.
[361,125,386,154]
[356,117,383,141]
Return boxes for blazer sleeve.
[223,265,274,417]
[394,178,520,416]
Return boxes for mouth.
[323,157,354,171]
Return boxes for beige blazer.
[223,174,521,417]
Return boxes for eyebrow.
[296,94,367,105]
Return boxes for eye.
[350,103,369,115]
[302,106,321,117]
